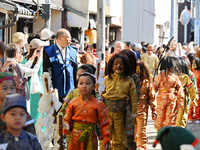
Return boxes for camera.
[37,50,40,53]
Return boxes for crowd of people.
[0,27,199,150]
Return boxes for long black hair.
[137,61,151,83]
[179,57,190,76]
[187,53,200,70]
[157,56,176,74]
[120,49,137,74]
[107,54,131,79]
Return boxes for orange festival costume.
[153,72,184,131]
[64,95,110,150]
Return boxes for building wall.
[154,0,169,46]
[50,10,62,32]
[122,0,155,44]
[64,0,89,15]
[33,9,62,34]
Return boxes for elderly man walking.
[43,28,77,102]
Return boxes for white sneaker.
[188,120,193,124]
[195,120,200,124]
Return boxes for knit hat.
[30,39,43,49]
[3,94,27,114]
[40,28,54,41]
[153,126,199,150]
[0,72,14,83]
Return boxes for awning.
[11,0,64,11]
[0,0,36,18]
[0,0,36,29]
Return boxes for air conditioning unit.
[178,0,185,3]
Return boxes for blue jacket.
[43,44,77,97]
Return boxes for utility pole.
[45,0,51,29]
[170,0,175,38]
[97,0,105,60]
[184,6,188,43]
[195,0,200,45]
[196,0,200,20]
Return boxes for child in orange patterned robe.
[153,56,184,132]
[64,73,110,150]
[135,61,156,150]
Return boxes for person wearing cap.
[43,28,77,103]
[21,39,44,121]
[0,94,42,149]
[25,33,41,54]
[0,72,36,135]
[141,44,159,81]
[0,72,16,133]
[153,126,199,150]
[40,28,55,46]
[2,43,42,99]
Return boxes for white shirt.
[57,43,66,61]
[56,43,70,64]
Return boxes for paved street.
[187,123,200,150]
[146,110,161,150]
[146,108,200,150]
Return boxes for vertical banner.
[194,20,200,45]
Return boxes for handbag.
[30,73,42,94]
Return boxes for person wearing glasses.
[43,28,77,103]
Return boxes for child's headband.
[78,72,96,83]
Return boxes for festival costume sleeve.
[147,80,156,112]
[153,75,160,93]
[175,76,185,109]
[130,78,137,115]
[64,101,74,131]
[186,76,197,100]
[96,101,110,145]
[190,71,199,100]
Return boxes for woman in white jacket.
[2,43,42,99]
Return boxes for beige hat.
[30,39,43,49]
[40,28,54,41]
